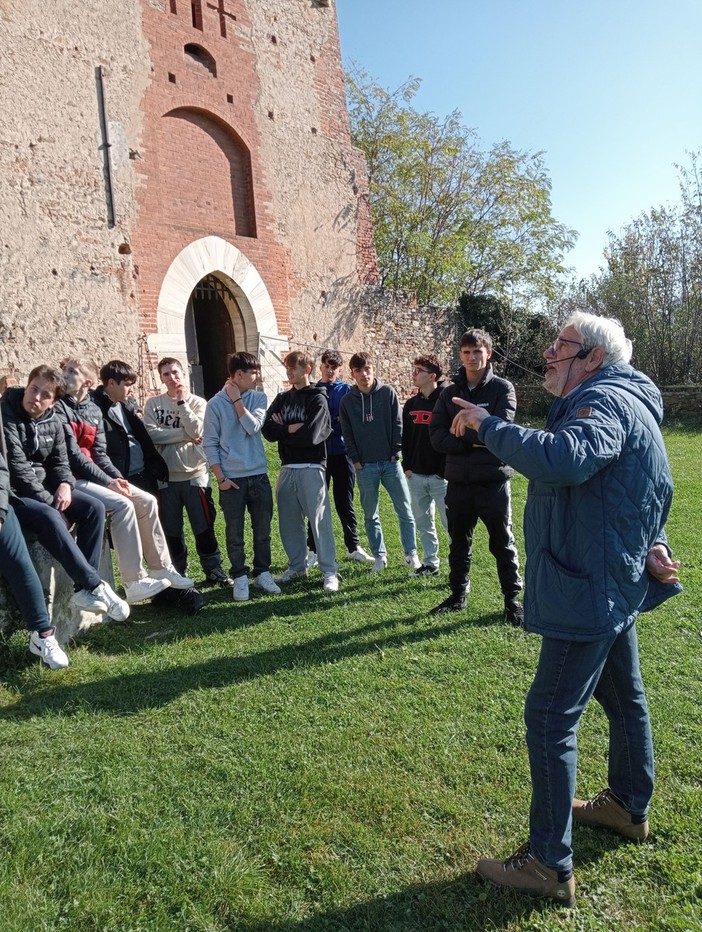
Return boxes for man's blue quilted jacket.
[477,363,682,641]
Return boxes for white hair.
[565,311,633,366]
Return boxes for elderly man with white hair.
[450,311,682,907]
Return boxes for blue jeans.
[12,495,103,592]
[219,474,273,579]
[0,506,52,634]
[407,472,447,568]
[525,624,654,872]
[355,461,417,558]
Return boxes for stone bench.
[0,539,116,646]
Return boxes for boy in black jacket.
[92,360,169,498]
[262,351,339,592]
[1,365,129,622]
[429,330,523,623]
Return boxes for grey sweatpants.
[276,466,337,576]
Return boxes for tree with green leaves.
[568,152,702,384]
[346,68,576,309]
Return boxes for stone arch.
[148,236,286,398]
[162,107,256,237]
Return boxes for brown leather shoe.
[572,788,649,842]
[475,842,576,907]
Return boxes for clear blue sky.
[336,0,702,281]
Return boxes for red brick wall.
[131,0,376,346]
[132,0,292,337]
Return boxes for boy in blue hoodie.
[203,352,280,602]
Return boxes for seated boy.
[57,357,192,603]
[1,366,128,621]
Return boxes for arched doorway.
[151,236,287,402]
[185,274,245,398]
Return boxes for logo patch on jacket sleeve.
[576,406,593,418]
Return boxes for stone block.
[0,539,115,647]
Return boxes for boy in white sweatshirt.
[144,357,232,588]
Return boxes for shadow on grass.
[75,574,503,657]
[0,610,508,719]
[233,870,572,931]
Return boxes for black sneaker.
[413,564,440,577]
[205,566,235,588]
[430,593,466,615]
[505,600,525,627]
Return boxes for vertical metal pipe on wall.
[95,65,116,228]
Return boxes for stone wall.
[0,0,150,377]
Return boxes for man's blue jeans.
[525,623,654,872]
[355,460,417,558]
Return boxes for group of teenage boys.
[203,331,523,626]
[1,325,522,671]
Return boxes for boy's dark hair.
[320,349,343,368]
[349,352,373,371]
[157,356,184,376]
[459,328,493,351]
[99,360,137,385]
[27,365,66,399]
[227,352,260,375]
[413,354,443,379]
[285,350,313,370]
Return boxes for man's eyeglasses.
[412,367,431,375]
[552,337,584,353]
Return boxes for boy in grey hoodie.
[203,352,280,602]
[339,352,419,572]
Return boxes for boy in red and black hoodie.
[402,354,448,576]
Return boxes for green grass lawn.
[0,428,700,931]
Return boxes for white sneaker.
[347,547,374,563]
[253,572,282,595]
[275,567,307,584]
[371,556,387,573]
[92,581,131,622]
[150,565,195,589]
[29,630,69,669]
[323,573,339,592]
[233,577,250,602]
[405,552,422,571]
[70,587,108,614]
[305,549,319,569]
[124,577,171,604]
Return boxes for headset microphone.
[548,348,591,365]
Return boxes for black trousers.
[307,453,360,554]
[445,480,522,600]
